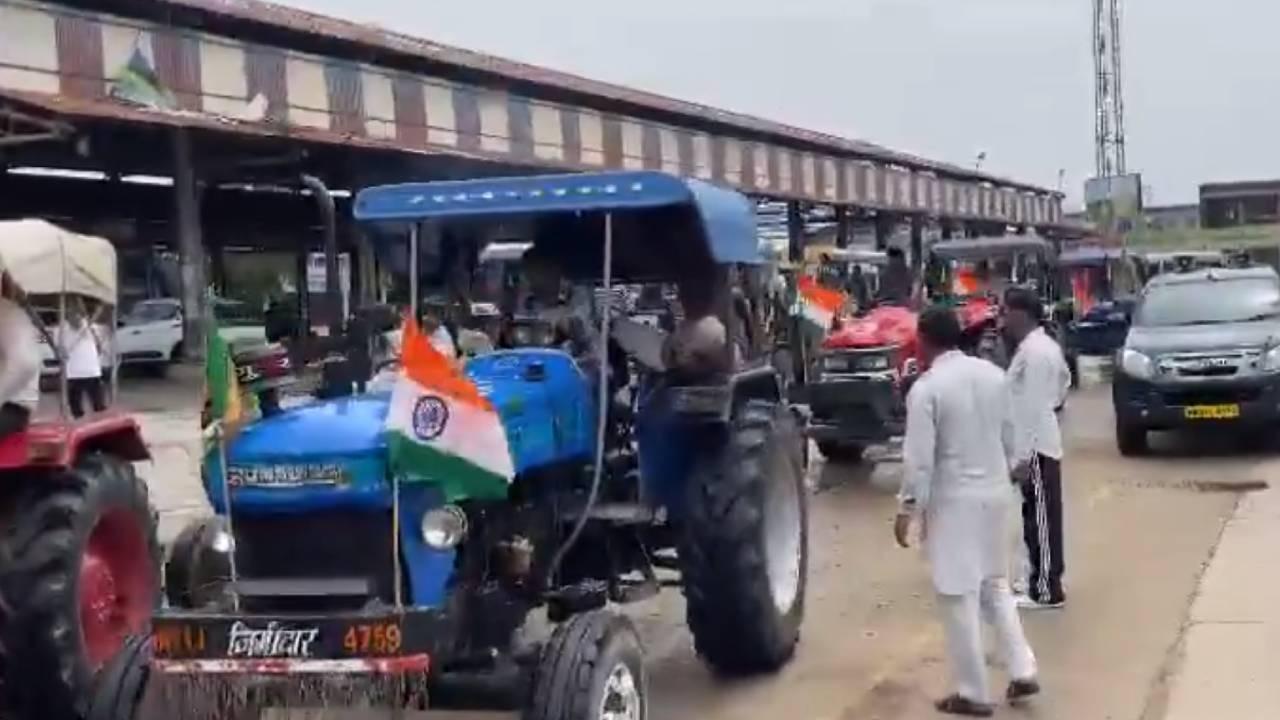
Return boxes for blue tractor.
[89,171,808,720]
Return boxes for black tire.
[817,440,865,463]
[1116,420,1148,456]
[524,611,646,720]
[1,454,160,720]
[84,634,151,720]
[164,517,231,609]
[680,399,808,675]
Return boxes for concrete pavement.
[1161,484,1280,720]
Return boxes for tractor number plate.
[152,614,422,661]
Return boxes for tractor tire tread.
[1,453,159,720]
[524,611,644,720]
[680,399,807,676]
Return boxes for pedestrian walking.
[895,307,1039,717]
[1002,287,1072,610]
[58,298,107,418]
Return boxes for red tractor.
[0,220,159,720]
[806,234,1051,462]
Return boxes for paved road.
[116,365,1270,719]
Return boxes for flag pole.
[393,223,416,610]
[205,288,241,611]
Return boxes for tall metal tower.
[1093,0,1127,177]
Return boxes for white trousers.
[937,577,1038,703]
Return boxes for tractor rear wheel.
[1,453,159,720]
[680,399,808,675]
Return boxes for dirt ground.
[113,367,1267,720]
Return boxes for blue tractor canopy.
[354,170,763,284]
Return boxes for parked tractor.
[806,233,1053,462]
[89,171,807,720]
[0,220,159,720]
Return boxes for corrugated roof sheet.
[108,0,1054,195]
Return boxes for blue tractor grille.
[231,510,398,611]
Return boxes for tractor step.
[562,501,657,525]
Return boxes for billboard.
[1085,174,1144,242]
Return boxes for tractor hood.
[207,349,596,514]
[228,395,390,463]
[824,306,918,350]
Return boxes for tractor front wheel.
[524,611,646,720]
[680,399,808,675]
[1,453,159,720]
[84,634,152,720]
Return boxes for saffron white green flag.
[385,318,514,501]
[797,275,846,330]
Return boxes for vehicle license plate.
[1184,404,1240,420]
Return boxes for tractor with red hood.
[805,234,1052,462]
[0,220,160,720]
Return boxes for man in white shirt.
[0,273,41,437]
[1003,288,1072,610]
[57,299,107,418]
[896,307,1039,716]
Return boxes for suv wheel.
[1116,420,1148,456]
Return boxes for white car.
[115,298,186,375]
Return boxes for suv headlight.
[1263,346,1280,372]
[1119,348,1154,380]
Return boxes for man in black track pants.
[1003,288,1071,610]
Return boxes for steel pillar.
[172,128,206,361]
[786,201,805,262]
[834,206,850,248]
[874,213,896,250]
[910,216,925,274]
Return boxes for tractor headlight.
[210,528,235,554]
[421,505,468,549]
[1120,348,1154,380]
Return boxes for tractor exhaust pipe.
[300,174,340,332]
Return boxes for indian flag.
[385,318,515,501]
[797,276,846,330]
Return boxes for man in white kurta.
[896,308,1039,716]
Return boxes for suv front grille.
[1158,350,1262,379]
[822,347,895,375]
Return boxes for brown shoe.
[1007,678,1041,702]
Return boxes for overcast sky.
[281,0,1280,209]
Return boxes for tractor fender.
[64,414,151,466]
[0,413,149,472]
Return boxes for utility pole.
[1093,0,1127,177]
